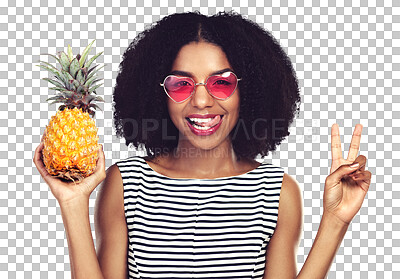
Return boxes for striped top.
[116,156,284,279]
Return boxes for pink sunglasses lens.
[164,76,194,102]
[206,72,238,99]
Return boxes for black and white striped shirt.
[117,156,284,279]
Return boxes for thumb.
[78,145,106,193]
[326,162,360,185]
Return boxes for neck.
[166,137,243,177]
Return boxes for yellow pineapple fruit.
[38,40,104,182]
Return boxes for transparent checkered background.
[0,0,398,278]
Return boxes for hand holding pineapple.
[34,40,106,202]
[33,141,106,204]
[36,40,104,182]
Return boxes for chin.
[181,132,231,153]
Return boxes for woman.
[33,11,371,279]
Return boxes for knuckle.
[339,164,348,170]
[357,154,367,161]
[325,175,333,184]
[350,143,359,149]
[99,171,106,181]
[95,170,106,183]
[331,143,341,148]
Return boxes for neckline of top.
[140,156,266,181]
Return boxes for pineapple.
[38,40,104,182]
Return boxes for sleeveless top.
[116,156,284,279]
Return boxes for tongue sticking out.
[195,115,221,127]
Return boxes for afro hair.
[113,10,300,160]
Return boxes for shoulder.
[274,172,303,239]
[95,164,124,218]
[279,173,303,220]
[263,172,302,278]
[268,172,303,241]
[281,173,302,203]
[265,172,303,254]
[94,163,129,278]
[105,163,123,181]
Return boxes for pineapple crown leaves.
[37,40,105,116]
[48,92,104,117]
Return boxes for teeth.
[186,115,222,130]
[191,122,212,130]
[188,118,214,123]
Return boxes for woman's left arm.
[264,124,372,279]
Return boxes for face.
[166,41,240,151]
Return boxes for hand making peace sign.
[323,124,372,225]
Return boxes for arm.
[33,143,128,279]
[58,164,128,279]
[297,212,348,279]
[263,174,351,279]
[60,197,105,279]
[264,124,371,279]
[263,173,302,279]
[94,164,128,278]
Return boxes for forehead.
[171,41,233,78]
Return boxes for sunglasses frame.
[160,71,242,103]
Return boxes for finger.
[349,170,371,181]
[33,142,45,171]
[41,130,47,143]
[347,124,363,162]
[326,161,360,186]
[83,145,106,187]
[95,144,106,174]
[33,142,54,184]
[349,155,367,174]
[349,170,372,192]
[331,123,343,164]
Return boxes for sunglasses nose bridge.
[193,82,212,96]
[194,82,207,89]
[191,81,215,106]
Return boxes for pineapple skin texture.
[42,107,99,181]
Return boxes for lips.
[185,114,224,136]
[186,114,220,119]
[186,115,222,127]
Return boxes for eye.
[176,80,192,87]
[167,78,193,89]
[213,79,232,86]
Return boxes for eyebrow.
[169,68,233,77]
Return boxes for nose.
[190,83,214,108]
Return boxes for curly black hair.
[113,10,300,160]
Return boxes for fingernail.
[350,162,359,168]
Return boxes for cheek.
[223,94,240,128]
[167,100,184,127]
[230,92,240,117]
[167,101,176,120]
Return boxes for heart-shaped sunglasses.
[160,71,241,103]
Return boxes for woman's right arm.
[33,143,128,279]
[94,164,128,278]
[61,164,128,279]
